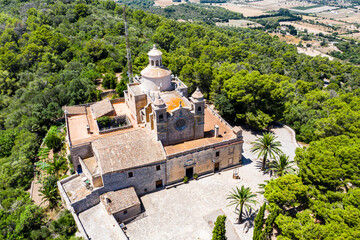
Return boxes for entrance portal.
[155,179,163,189]
[214,162,219,172]
[186,167,193,179]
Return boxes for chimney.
[214,125,219,138]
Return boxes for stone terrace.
[67,101,139,146]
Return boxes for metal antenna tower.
[124,5,133,83]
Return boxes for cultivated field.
[216,19,262,28]
[318,8,360,24]
[213,3,265,17]
[280,21,333,35]
[154,0,199,7]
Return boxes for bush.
[183,176,188,183]
[193,173,198,180]
[44,126,62,151]
[212,215,226,240]
[102,73,117,89]
[97,116,111,128]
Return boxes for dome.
[148,44,162,57]
[140,66,171,79]
[191,87,204,100]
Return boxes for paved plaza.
[125,124,299,240]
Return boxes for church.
[59,45,244,223]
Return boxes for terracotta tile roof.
[100,187,140,214]
[92,129,166,174]
[90,98,114,119]
[64,106,86,115]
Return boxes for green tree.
[253,203,266,240]
[102,73,117,89]
[264,174,308,212]
[116,79,127,97]
[44,126,62,151]
[212,215,227,240]
[74,3,91,19]
[251,132,282,171]
[266,154,295,177]
[227,185,257,224]
[39,175,60,209]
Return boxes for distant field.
[318,8,360,24]
[213,4,265,17]
[292,4,321,10]
[154,0,199,7]
[280,21,332,34]
[216,19,262,28]
[290,5,338,14]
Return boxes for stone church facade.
[59,45,244,223]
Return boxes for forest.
[0,0,359,239]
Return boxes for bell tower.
[190,87,205,139]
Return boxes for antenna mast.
[124,5,133,83]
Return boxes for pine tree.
[212,215,227,240]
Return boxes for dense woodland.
[0,0,359,239]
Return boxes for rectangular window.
[228,158,233,165]
[124,210,128,215]
[128,172,133,178]
[229,147,234,154]
[156,165,161,171]
[215,151,220,157]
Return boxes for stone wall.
[71,187,106,213]
[113,204,141,223]
[166,139,243,184]
[70,143,93,172]
[164,107,195,145]
[102,162,166,195]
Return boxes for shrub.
[97,116,111,128]
[183,176,188,183]
[44,126,62,151]
[102,73,117,89]
[193,173,198,180]
[212,215,227,240]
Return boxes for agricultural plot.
[318,8,360,24]
[216,19,262,28]
[290,5,337,14]
[280,21,332,35]
[154,0,199,7]
[213,3,265,17]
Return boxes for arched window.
[197,106,202,113]
[159,114,164,122]
[156,60,159,66]
[106,198,112,204]
[151,60,154,66]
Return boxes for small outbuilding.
[100,187,141,223]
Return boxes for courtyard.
[124,124,299,240]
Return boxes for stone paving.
[125,124,300,240]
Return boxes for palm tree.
[266,154,295,177]
[48,154,68,177]
[227,185,257,224]
[39,175,60,209]
[251,132,282,171]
